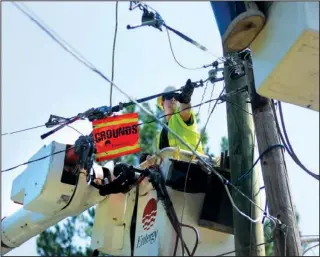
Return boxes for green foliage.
[220,136,229,152]
[263,220,274,256]
[263,205,302,256]
[36,215,94,256]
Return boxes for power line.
[2,117,78,137]
[66,125,84,136]
[165,27,204,70]
[214,238,274,256]
[1,124,46,136]
[12,2,96,71]
[196,81,209,115]
[303,243,319,256]
[237,144,285,183]
[223,99,253,115]
[207,82,215,115]
[2,147,75,173]
[271,100,319,181]
[278,101,319,180]
[301,235,320,238]
[109,1,119,107]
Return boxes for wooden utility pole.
[244,56,302,256]
[224,53,265,256]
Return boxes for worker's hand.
[74,135,95,172]
[178,79,195,104]
[139,152,152,164]
[98,163,137,196]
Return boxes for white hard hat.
[156,86,177,110]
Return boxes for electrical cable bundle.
[271,100,319,181]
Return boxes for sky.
[1,1,319,256]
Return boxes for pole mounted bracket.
[242,58,269,111]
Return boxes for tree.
[220,136,229,152]
[36,102,210,256]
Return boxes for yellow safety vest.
[156,110,204,154]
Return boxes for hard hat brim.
[157,86,177,111]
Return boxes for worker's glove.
[74,135,95,172]
[139,152,152,164]
[178,79,195,104]
[98,163,137,196]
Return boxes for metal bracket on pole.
[243,59,269,110]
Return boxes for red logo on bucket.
[142,198,157,231]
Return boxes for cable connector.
[203,60,219,69]
[208,67,224,84]
[88,106,113,121]
[127,3,163,31]
[45,115,70,128]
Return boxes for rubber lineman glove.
[179,79,195,104]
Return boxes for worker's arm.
[180,102,192,121]
[178,79,194,122]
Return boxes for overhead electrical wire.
[278,101,319,180]
[207,82,215,115]
[1,124,46,136]
[219,99,253,115]
[271,100,319,181]
[303,243,319,256]
[214,237,274,256]
[66,124,84,136]
[237,144,285,183]
[109,1,119,106]
[165,27,204,71]
[12,2,97,70]
[196,81,209,115]
[2,147,75,173]
[301,235,320,238]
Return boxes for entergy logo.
[142,198,157,231]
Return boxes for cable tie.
[219,94,227,102]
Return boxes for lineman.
[155,79,204,154]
